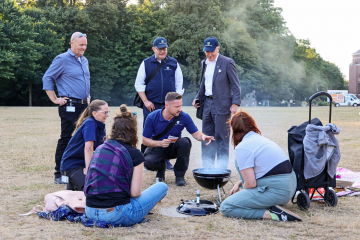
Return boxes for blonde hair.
[108,104,138,148]
[73,99,107,133]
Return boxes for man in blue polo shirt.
[143,92,214,186]
[43,31,90,184]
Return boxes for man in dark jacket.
[135,37,184,170]
[192,37,241,169]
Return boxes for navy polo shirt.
[61,117,106,171]
[143,108,198,140]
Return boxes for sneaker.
[156,177,165,183]
[175,177,186,186]
[269,205,302,222]
[156,164,166,180]
[54,177,67,184]
[165,160,174,171]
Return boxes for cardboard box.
[336,179,354,188]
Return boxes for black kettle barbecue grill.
[176,168,232,216]
[193,168,231,203]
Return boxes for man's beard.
[170,111,180,117]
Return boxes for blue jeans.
[85,182,168,226]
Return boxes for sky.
[273,0,360,80]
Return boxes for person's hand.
[192,99,199,109]
[230,180,242,195]
[83,168,88,175]
[159,139,171,148]
[87,97,90,105]
[53,97,68,106]
[230,104,238,115]
[144,100,155,112]
[202,134,215,146]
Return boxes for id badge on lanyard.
[62,171,69,183]
[66,99,75,112]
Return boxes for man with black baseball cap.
[192,37,241,169]
[135,37,184,170]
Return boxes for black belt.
[206,95,213,99]
[61,97,87,104]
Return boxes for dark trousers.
[201,97,231,169]
[63,166,86,191]
[144,137,192,177]
[54,102,87,178]
[141,102,165,153]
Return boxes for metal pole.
[217,184,222,203]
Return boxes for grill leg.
[217,184,222,203]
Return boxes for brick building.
[349,50,360,97]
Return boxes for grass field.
[1,106,360,239]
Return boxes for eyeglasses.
[154,47,167,52]
[96,111,110,115]
[71,32,87,41]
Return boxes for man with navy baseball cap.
[135,37,184,170]
[192,37,241,169]
[203,37,219,52]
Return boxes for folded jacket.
[303,123,341,179]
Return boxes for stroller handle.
[309,91,332,124]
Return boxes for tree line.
[0,0,345,106]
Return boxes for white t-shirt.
[235,131,289,179]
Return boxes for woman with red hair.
[220,110,301,222]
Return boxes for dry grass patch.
[1,106,360,239]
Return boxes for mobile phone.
[195,99,199,104]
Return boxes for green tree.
[109,0,165,105]
[0,0,42,105]
[23,7,64,106]
[0,21,16,86]
[82,0,125,102]
[158,0,227,104]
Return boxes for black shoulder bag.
[152,112,181,141]
[196,60,207,119]
[134,57,168,108]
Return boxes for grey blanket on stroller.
[303,123,341,179]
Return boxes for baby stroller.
[287,92,338,210]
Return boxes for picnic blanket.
[38,205,150,228]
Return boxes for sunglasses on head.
[71,32,87,42]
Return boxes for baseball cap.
[153,37,168,48]
[203,37,219,52]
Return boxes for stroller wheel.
[324,188,338,207]
[297,192,310,210]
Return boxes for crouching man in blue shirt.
[143,92,215,186]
